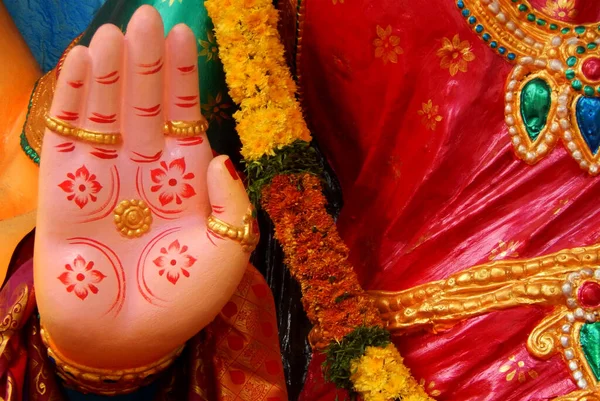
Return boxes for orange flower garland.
[262,174,381,346]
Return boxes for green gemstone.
[518,4,527,11]
[585,86,595,96]
[562,27,571,34]
[527,13,535,21]
[580,323,600,380]
[589,43,598,50]
[536,19,546,26]
[549,23,558,30]
[567,56,578,67]
[520,78,552,142]
[573,79,583,90]
[566,69,576,79]
[577,46,586,54]
[575,25,586,34]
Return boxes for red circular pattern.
[578,281,600,308]
[582,57,600,82]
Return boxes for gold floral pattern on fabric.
[374,25,403,65]
[201,92,232,125]
[499,355,539,383]
[418,100,443,131]
[162,0,183,6]
[371,244,600,396]
[0,284,29,357]
[436,34,475,76]
[541,0,577,21]
[488,240,520,260]
[419,380,442,397]
[198,30,219,62]
[204,266,288,401]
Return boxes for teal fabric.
[4,0,106,72]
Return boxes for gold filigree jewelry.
[39,324,183,396]
[206,209,259,252]
[45,115,121,145]
[455,0,600,174]
[163,119,208,137]
[114,199,152,238]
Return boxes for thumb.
[206,155,256,250]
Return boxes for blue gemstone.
[468,16,476,24]
[475,24,484,33]
[482,33,491,41]
[576,96,600,155]
[462,9,470,16]
[507,53,516,60]
[457,0,464,8]
[490,41,498,48]
[498,47,506,54]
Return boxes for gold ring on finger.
[45,115,121,145]
[207,208,259,252]
[163,118,208,137]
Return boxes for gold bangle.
[40,324,183,396]
[163,119,208,137]
[45,115,121,145]
[207,209,259,252]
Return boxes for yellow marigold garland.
[205,1,434,400]
[205,0,311,161]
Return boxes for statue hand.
[34,6,253,368]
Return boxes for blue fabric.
[4,0,107,72]
[576,96,600,155]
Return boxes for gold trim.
[206,209,259,252]
[45,115,121,145]
[40,324,183,396]
[163,119,208,137]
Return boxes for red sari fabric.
[295,0,600,400]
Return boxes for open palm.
[34,6,252,369]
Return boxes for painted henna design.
[152,240,197,285]
[149,158,196,206]
[89,112,117,124]
[58,165,103,209]
[68,80,84,89]
[96,70,119,85]
[130,150,163,163]
[175,95,198,108]
[80,166,120,224]
[176,137,204,147]
[90,148,118,160]
[67,237,126,315]
[177,65,196,74]
[55,142,75,153]
[137,58,163,75]
[134,104,161,117]
[56,111,79,121]
[57,255,106,301]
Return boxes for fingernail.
[224,158,239,180]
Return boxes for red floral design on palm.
[153,240,197,284]
[58,165,103,209]
[57,255,106,300]
[150,158,196,206]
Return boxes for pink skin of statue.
[34,6,252,369]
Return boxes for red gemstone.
[582,57,600,82]
[578,281,600,308]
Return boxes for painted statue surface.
[7,0,600,400]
